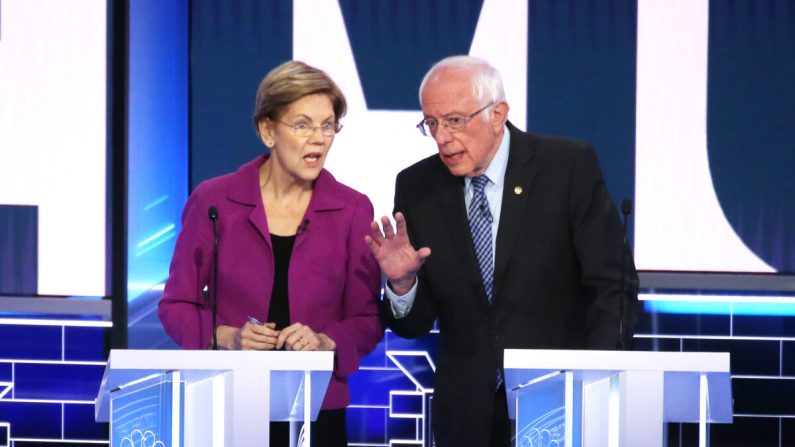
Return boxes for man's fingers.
[381,216,395,238]
[394,212,406,226]
[369,220,385,244]
[364,235,379,251]
[394,213,412,241]
[417,247,432,261]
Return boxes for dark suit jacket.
[388,122,638,446]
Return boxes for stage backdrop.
[1,0,794,445]
[186,1,795,446]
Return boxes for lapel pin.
[514,186,523,195]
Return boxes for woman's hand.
[216,322,280,350]
[277,322,336,351]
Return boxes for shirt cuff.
[384,278,418,319]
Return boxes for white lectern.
[504,349,732,447]
[95,349,333,447]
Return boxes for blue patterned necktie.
[468,175,503,390]
[468,175,494,302]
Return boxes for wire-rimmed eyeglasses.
[416,102,494,137]
[276,120,342,138]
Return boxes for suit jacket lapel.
[434,164,490,308]
[493,123,538,301]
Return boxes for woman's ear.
[258,120,274,148]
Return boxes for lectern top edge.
[108,349,335,372]
[503,349,730,373]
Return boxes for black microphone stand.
[617,199,632,350]
[209,206,219,350]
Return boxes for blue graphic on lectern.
[515,372,578,447]
[110,373,183,447]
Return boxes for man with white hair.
[367,55,638,447]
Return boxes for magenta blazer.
[158,155,384,409]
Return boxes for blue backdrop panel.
[347,406,387,444]
[0,205,37,295]
[127,0,189,348]
[526,0,637,233]
[127,0,189,300]
[0,402,61,438]
[386,330,440,360]
[0,325,60,360]
[339,0,484,110]
[348,367,418,407]
[683,338,780,376]
[190,0,293,189]
[64,326,106,361]
[13,363,105,400]
[0,322,107,444]
[707,0,795,273]
[63,403,108,440]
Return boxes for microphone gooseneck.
[208,206,219,350]
[617,199,632,350]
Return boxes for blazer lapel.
[227,156,272,248]
[434,163,492,310]
[493,123,538,301]
[293,169,344,252]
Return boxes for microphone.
[621,198,632,217]
[479,203,493,222]
[616,199,632,350]
[297,218,310,234]
[208,206,219,350]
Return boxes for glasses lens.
[318,122,341,136]
[423,121,437,136]
[446,116,466,131]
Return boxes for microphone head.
[208,206,218,221]
[621,199,632,215]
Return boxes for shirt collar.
[465,124,511,189]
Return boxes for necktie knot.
[471,175,490,194]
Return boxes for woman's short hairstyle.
[252,61,347,131]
